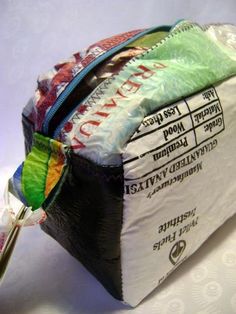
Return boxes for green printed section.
[21,133,67,210]
[77,23,236,164]
[21,134,51,209]
[121,23,236,112]
[126,31,168,48]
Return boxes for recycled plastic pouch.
[2,20,236,306]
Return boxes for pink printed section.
[23,29,144,132]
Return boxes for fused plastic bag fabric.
[59,22,236,165]
[8,20,236,307]
[10,133,67,210]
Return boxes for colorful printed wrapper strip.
[11,133,67,210]
[63,22,236,165]
[10,163,27,205]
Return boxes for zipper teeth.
[122,23,199,67]
[55,77,115,139]
[42,26,170,134]
[60,23,199,127]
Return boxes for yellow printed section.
[45,141,66,198]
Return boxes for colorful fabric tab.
[11,133,67,210]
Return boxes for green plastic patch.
[126,31,168,48]
[21,133,67,210]
[74,22,236,165]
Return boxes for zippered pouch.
[1,20,236,307]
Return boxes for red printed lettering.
[71,136,86,149]
[117,79,141,98]
[94,111,110,118]
[73,62,167,149]
[102,98,117,108]
[153,62,166,69]
[79,120,101,137]
[133,65,155,79]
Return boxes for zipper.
[53,97,88,139]
[54,22,198,141]
[42,24,171,137]
[81,22,199,111]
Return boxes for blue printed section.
[10,163,27,205]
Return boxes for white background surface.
[0,1,236,313]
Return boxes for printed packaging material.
[1,20,236,306]
[59,23,236,166]
[121,78,236,305]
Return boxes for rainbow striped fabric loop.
[10,133,68,210]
